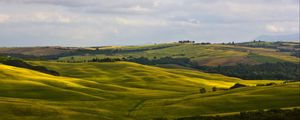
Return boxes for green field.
[58,44,299,66]
[0,61,299,120]
[1,43,298,66]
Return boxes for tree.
[212,87,217,92]
[199,88,206,94]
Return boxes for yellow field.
[0,62,299,119]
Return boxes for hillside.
[55,43,300,80]
[0,62,299,119]
[58,43,299,66]
[237,41,300,58]
[0,57,59,76]
[1,43,299,80]
[0,47,78,56]
[1,43,298,65]
[255,33,300,42]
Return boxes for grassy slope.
[59,44,299,66]
[0,62,299,120]
[0,47,77,56]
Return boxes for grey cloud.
[0,0,298,46]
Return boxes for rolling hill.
[0,61,299,120]
[54,43,299,80]
[58,43,299,66]
[0,47,78,56]
[1,43,298,66]
[255,33,300,42]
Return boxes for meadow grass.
[0,62,299,119]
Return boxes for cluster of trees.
[199,83,256,94]
[172,108,300,120]
[196,62,300,80]
[88,58,123,62]
[0,56,59,76]
[199,87,219,94]
[195,42,211,45]
[126,57,191,66]
[199,82,279,94]
[178,40,195,44]
[256,82,277,86]
[60,56,191,67]
[199,88,206,94]
[222,41,235,45]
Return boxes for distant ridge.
[255,33,300,42]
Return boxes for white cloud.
[0,14,10,23]
[153,0,161,7]
[31,12,72,23]
[129,5,151,13]
[0,12,74,24]
[115,17,167,27]
[265,24,285,33]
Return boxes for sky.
[0,0,299,47]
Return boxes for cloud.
[265,25,285,33]
[153,0,161,7]
[265,21,299,33]
[0,14,10,23]
[115,17,167,27]
[30,12,72,23]
[129,5,150,12]
[0,0,299,46]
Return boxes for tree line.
[196,62,300,80]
